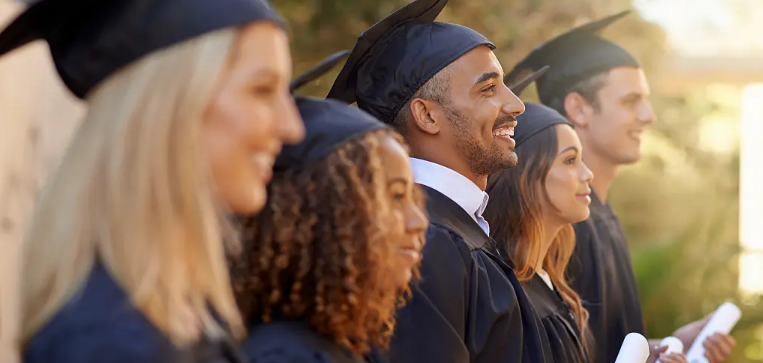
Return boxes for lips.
[398,247,421,264]
[492,119,517,146]
[251,152,275,182]
[576,188,591,197]
[576,189,592,204]
[628,130,644,142]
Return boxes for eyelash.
[565,156,577,165]
[482,84,496,94]
[392,193,406,201]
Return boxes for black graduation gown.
[568,191,645,363]
[386,186,551,363]
[24,263,245,363]
[240,321,365,363]
[524,274,590,363]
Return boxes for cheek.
[388,209,407,237]
[202,95,273,213]
[544,170,576,209]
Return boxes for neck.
[410,144,487,190]
[581,149,618,204]
[533,218,564,272]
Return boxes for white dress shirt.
[409,158,491,235]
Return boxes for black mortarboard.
[275,52,386,171]
[506,65,549,97]
[505,11,640,105]
[274,98,387,171]
[513,103,573,148]
[289,50,350,92]
[326,0,495,124]
[0,0,285,99]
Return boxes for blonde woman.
[0,0,304,362]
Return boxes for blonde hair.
[20,28,245,347]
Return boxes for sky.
[634,0,763,57]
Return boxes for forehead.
[233,22,291,74]
[554,124,581,150]
[378,135,411,179]
[447,45,503,83]
[598,66,651,98]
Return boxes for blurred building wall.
[0,2,84,361]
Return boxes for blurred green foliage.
[272,0,762,361]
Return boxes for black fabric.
[274,97,387,172]
[24,263,245,363]
[241,321,365,363]
[513,102,573,148]
[326,0,494,124]
[384,186,552,363]
[524,274,591,363]
[0,0,284,99]
[505,65,549,97]
[290,50,350,92]
[505,11,640,105]
[568,191,645,363]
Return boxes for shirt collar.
[409,158,490,223]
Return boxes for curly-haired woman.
[230,97,428,363]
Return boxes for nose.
[580,161,594,183]
[277,94,305,144]
[637,100,656,126]
[405,203,429,243]
[500,85,525,117]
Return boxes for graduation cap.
[0,0,285,99]
[513,102,573,148]
[506,10,640,105]
[327,0,495,124]
[505,65,549,97]
[275,52,387,172]
[289,50,350,92]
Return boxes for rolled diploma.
[614,333,650,363]
[655,336,684,363]
[685,302,742,363]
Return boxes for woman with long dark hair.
[484,103,688,363]
[230,96,428,363]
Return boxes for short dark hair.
[546,70,610,117]
[391,65,453,134]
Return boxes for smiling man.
[505,11,737,363]
[328,0,550,362]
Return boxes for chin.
[397,269,413,287]
[575,209,591,223]
[499,152,519,170]
[227,184,267,215]
[617,147,643,165]
[566,207,590,224]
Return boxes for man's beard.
[443,104,518,176]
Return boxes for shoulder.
[245,349,331,363]
[242,322,357,363]
[422,222,475,265]
[572,218,595,237]
[24,264,175,363]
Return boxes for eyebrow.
[558,146,579,155]
[619,91,648,100]
[473,71,501,87]
[387,178,409,187]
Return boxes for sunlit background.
[0,0,762,361]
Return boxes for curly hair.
[484,126,590,360]
[230,129,425,355]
